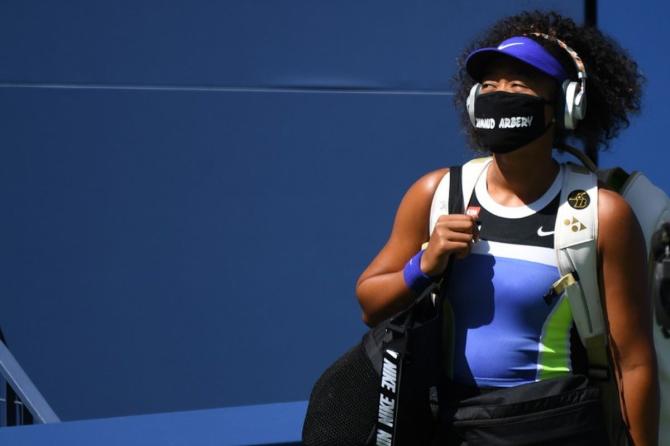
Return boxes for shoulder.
[387,168,450,241]
[398,168,450,214]
[598,187,636,230]
[597,187,644,255]
[598,187,632,222]
[409,168,450,198]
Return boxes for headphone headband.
[527,32,587,128]
[527,32,587,81]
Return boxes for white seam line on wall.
[0,83,455,96]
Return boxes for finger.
[450,224,478,235]
[434,236,473,256]
[443,232,474,244]
[435,219,477,234]
[436,214,475,223]
[435,216,477,229]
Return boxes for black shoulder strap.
[448,165,464,215]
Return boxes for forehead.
[480,54,551,80]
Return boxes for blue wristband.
[402,250,434,295]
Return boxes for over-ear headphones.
[467,33,587,130]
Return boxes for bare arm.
[356,168,477,326]
[598,188,659,446]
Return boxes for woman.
[356,11,658,445]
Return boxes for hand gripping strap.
[429,157,491,235]
[554,163,608,372]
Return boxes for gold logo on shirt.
[568,190,590,210]
[563,217,587,232]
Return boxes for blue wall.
[0,1,610,422]
[597,2,670,178]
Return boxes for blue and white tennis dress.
[443,164,577,388]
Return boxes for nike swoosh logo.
[498,42,524,50]
[537,227,555,237]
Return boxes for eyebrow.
[481,56,545,80]
[481,74,532,83]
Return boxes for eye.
[481,81,497,90]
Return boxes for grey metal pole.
[0,338,60,424]
[584,0,599,167]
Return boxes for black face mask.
[473,92,553,154]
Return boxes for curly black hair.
[453,10,644,155]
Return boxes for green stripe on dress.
[537,295,573,380]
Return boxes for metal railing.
[0,329,59,426]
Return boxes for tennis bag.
[551,154,670,445]
[439,151,670,445]
[301,290,442,446]
[302,166,468,446]
[652,222,670,341]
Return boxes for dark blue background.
[2,1,666,422]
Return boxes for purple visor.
[465,36,569,82]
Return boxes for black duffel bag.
[439,374,609,446]
[302,289,444,446]
[302,166,466,446]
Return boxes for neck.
[486,134,559,206]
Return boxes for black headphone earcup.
[554,81,568,130]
